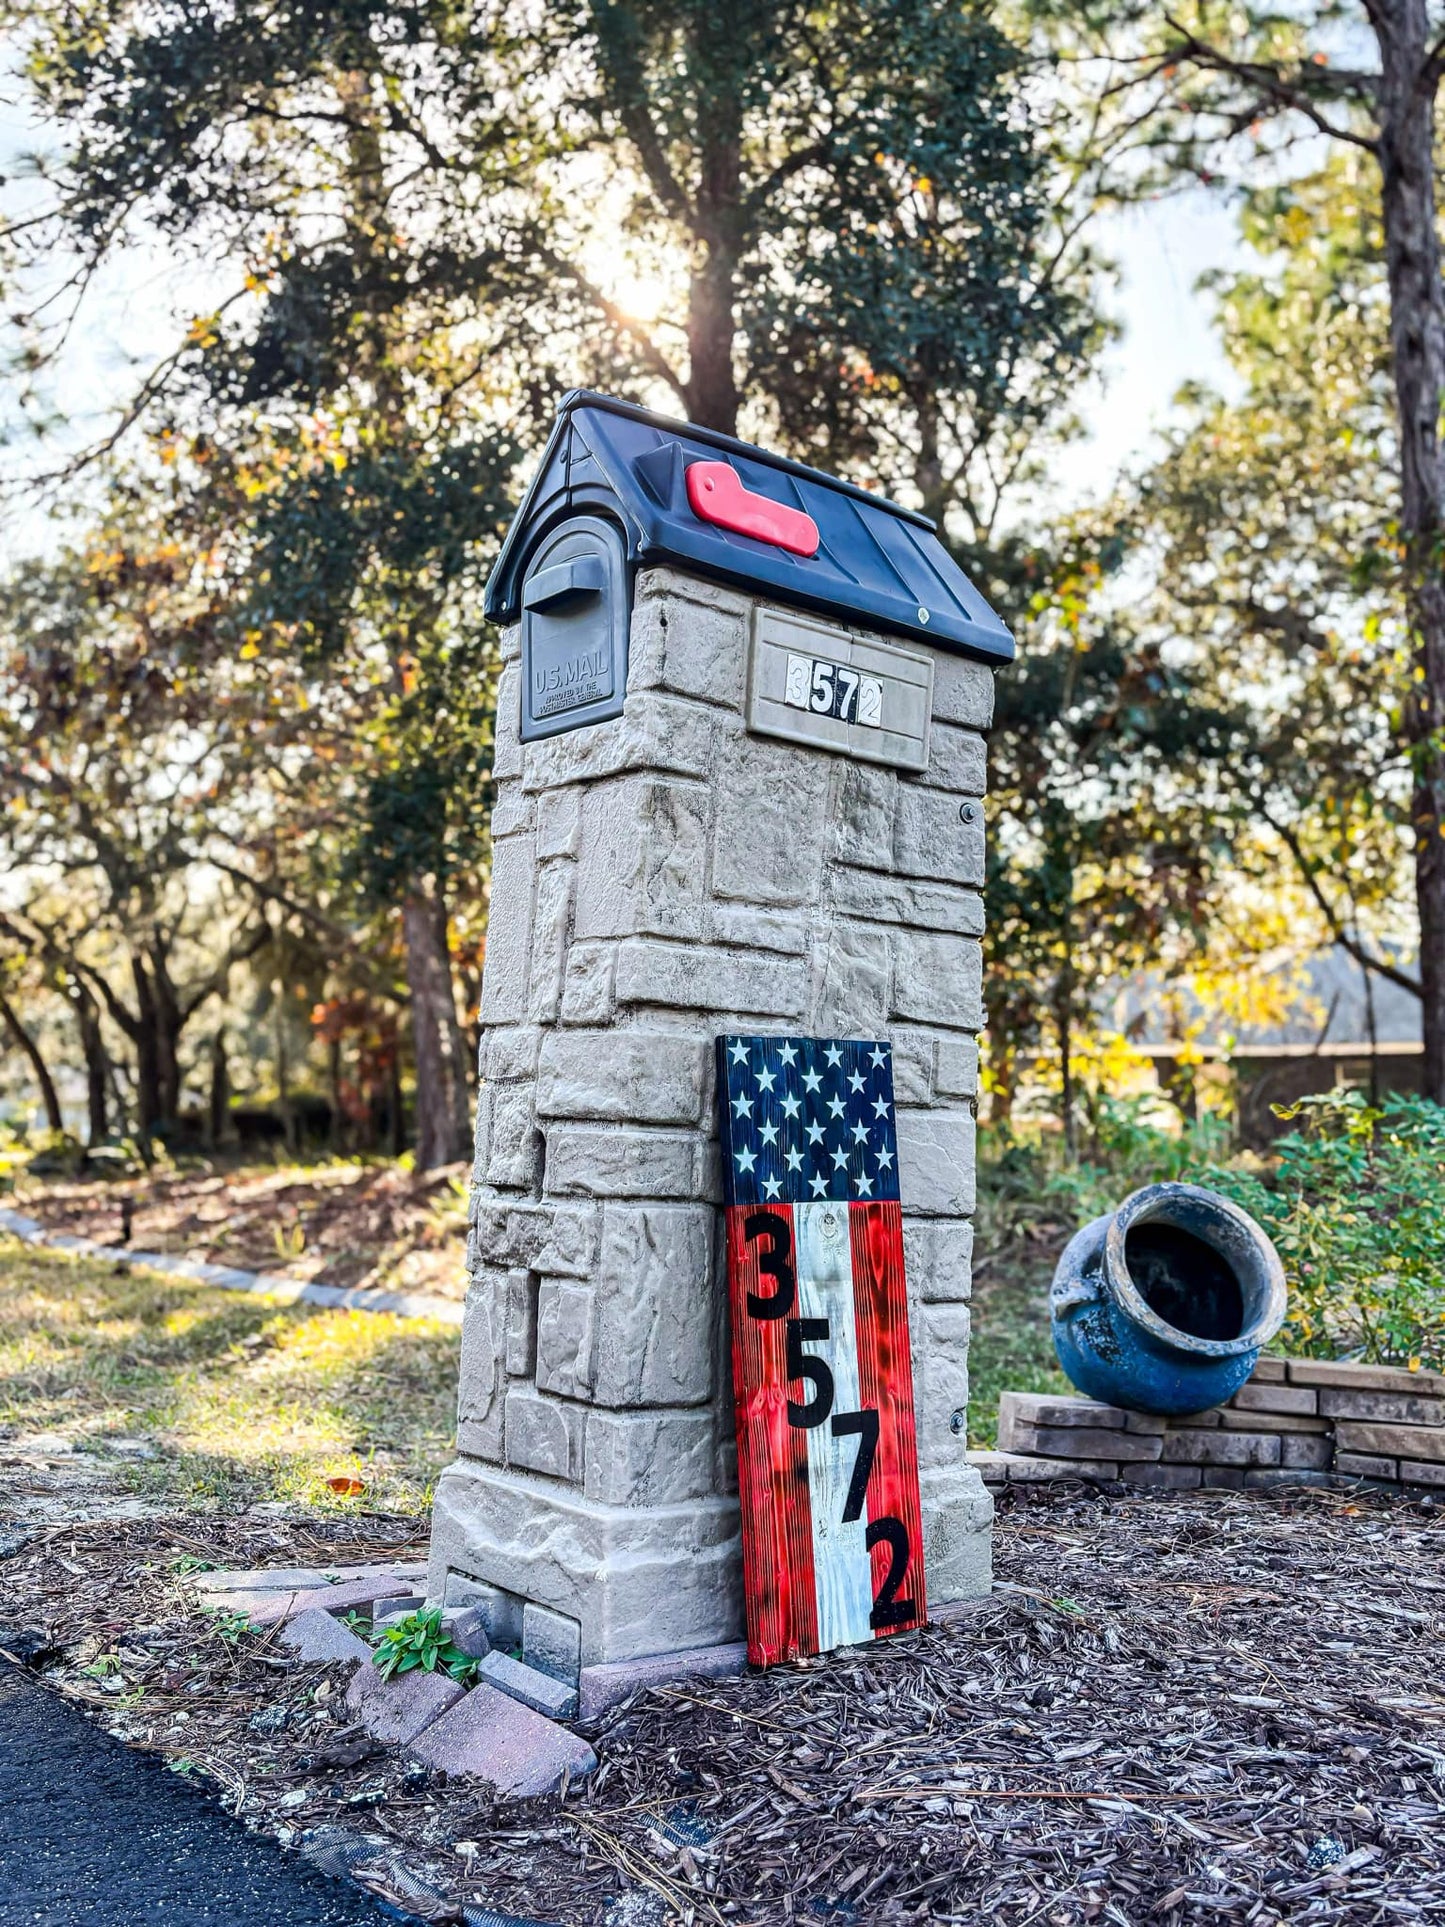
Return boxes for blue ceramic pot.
[1050,1182,1287,1417]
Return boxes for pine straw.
[1,1482,1443,1926]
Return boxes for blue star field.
[716,1035,901,1209]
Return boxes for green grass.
[966,1260,1070,1449]
[0,1238,459,1510]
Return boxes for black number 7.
[829,1408,879,1522]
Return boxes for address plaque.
[746,606,933,773]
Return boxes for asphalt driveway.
[0,1662,391,1926]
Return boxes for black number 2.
[866,1517,916,1629]
[743,1209,795,1321]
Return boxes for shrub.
[1201,1091,1445,1372]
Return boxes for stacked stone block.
[974,1356,1445,1494]
[429,567,996,1670]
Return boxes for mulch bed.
[1,1482,1442,1925]
[9,1160,470,1300]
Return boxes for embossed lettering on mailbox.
[520,517,630,742]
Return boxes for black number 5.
[786,1318,834,1427]
[743,1210,795,1321]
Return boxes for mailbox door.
[520,517,629,741]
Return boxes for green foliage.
[371,1605,477,1684]
[205,1608,255,1644]
[1203,1092,1445,1372]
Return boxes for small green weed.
[206,1608,254,1644]
[372,1606,477,1684]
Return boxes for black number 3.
[743,1209,796,1321]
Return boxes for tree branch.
[1262,806,1421,998]
[1162,17,1381,153]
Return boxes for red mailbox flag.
[686,461,821,556]
[717,1034,927,1666]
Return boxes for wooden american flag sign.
[717,1034,927,1666]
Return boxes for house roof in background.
[1117,945,1421,1052]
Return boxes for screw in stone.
[958,802,978,824]
[949,1409,967,1435]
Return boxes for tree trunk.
[387,1022,406,1159]
[683,72,742,435]
[1056,957,1077,1162]
[402,890,473,1170]
[0,989,64,1133]
[685,243,740,434]
[74,986,109,1146]
[207,1031,230,1148]
[915,390,948,530]
[1374,0,1445,1101]
[148,938,184,1126]
[130,952,163,1141]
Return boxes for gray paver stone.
[247,1572,416,1629]
[345,1661,466,1746]
[442,1606,492,1659]
[193,1567,332,1597]
[998,1392,1128,1431]
[276,1608,374,1668]
[477,1650,578,1720]
[522,1602,582,1688]
[998,1421,1161,1463]
[578,1641,748,1722]
[370,1597,426,1635]
[407,1680,597,1796]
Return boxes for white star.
[810,1173,828,1198]
[857,1168,874,1196]
[729,1040,749,1065]
[785,1147,803,1172]
[757,1064,777,1093]
[732,1091,753,1119]
[760,1122,779,1147]
[876,1144,894,1171]
[736,1146,757,1175]
[851,1121,869,1145]
[873,1096,889,1119]
[831,1145,849,1171]
[806,1120,824,1146]
[824,1043,843,1068]
[869,1044,886,1069]
[802,1068,822,1095]
[762,1175,783,1200]
[827,1095,845,1120]
[778,1042,798,1066]
[781,1093,801,1120]
[848,1069,865,1094]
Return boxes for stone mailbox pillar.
[429,392,1014,1684]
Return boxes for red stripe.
[849,1201,927,1639]
[726,1203,819,1666]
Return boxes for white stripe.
[794,1201,873,1652]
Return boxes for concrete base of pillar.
[428,1455,744,1669]
[428,1453,993,1673]
[920,1463,995,1605]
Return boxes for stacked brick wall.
[973,1358,1445,1495]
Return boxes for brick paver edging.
[971,1355,1445,1496]
[0,1207,464,1327]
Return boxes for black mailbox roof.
[484,392,1014,663]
